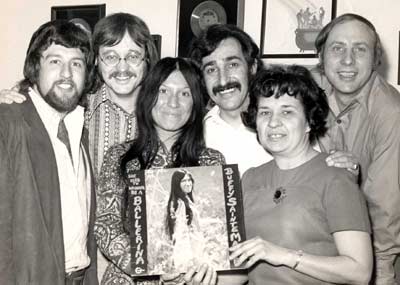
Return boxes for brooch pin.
[273,187,287,204]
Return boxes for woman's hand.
[0,88,26,104]
[160,264,217,285]
[183,264,217,285]
[229,237,294,269]
[325,150,360,176]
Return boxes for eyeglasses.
[99,51,145,67]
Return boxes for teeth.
[338,72,356,78]
[269,134,284,139]
[219,88,235,95]
[115,76,130,80]
[57,83,73,89]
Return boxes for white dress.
[172,199,206,272]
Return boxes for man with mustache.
[189,24,272,176]
[0,20,98,284]
[0,13,160,281]
[314,14,400,285]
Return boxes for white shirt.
[204,106,273,176]
[30,88,91,273]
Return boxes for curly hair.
[243,65,329,145]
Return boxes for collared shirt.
[85,84,137,177]
[30,88,91,273]
[203,105,273,176]
[317,71,400,257]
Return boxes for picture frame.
[51,4,106,34]
[398,31,400,85]
[260,0,336,58]
[176,0,245,57]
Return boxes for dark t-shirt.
[242,153,370,284]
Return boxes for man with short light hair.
[315,13,400,285]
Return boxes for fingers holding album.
[229,237,292,268]
[183,264,217,285]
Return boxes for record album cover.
[128,164,245,276]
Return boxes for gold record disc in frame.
[190,1,227,37]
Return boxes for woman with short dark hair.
[230,65,373,284]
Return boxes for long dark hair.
[166,170,195,240]
[120,57,206,230]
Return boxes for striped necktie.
[57,119,73,163]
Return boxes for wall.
[1,0,399,90]
[244,0,400,90]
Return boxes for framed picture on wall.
[260,0,336,58]
[398,31,400,85]
[51,4,106,35]
[176,0,245,57]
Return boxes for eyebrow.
[201,55,243,70]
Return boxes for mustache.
[109,71,136,79]
[212,82,241,95]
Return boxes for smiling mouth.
[338,71,357,79]
[56,82,74,90]
[218,88,236,95]
[268,133,285,140]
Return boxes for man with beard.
[0,13,159,281]
[189,24,272,176]
[0,20,98,284]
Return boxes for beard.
[39,80,82,113]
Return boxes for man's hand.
[325,149,360,176]
[0,87,26,104]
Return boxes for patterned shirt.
[95,141,225,284]
[85,84,137,177]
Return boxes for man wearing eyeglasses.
[0,13,159,282]
[86,13,159,176]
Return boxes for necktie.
[57,119,73,163]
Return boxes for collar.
[87,84,134,117]
[204,105,248,130]
[327,71,377,117]
[29,87,85,138]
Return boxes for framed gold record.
[176,0,244,57]
[190,1,227,37]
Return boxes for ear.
[250,60,258,75]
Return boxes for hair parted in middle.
[243,65,329,145]
[91,12,160,92]
[166,169,195,240]
[120,57,206,175]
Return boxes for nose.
[341,49,355,66]
[167,93,179,108]
[267,112,281,128]
[218,67,230,86]
[116,57,129,71]
[61,63,72,78]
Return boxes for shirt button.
[336,119,342,124]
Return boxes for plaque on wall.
[176,0,244,57]
[51,4,106,35]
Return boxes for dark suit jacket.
[0,95,98,284]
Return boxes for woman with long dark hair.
[166,169,205,272]
[95,57,224,285]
